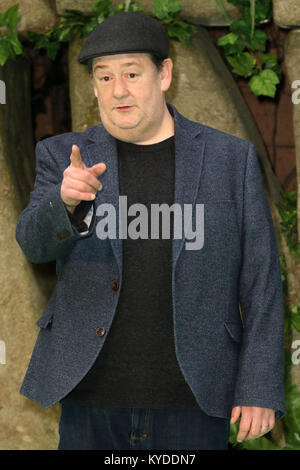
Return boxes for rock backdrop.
[273,0,300,28]
[0,57,60,450]
[0,0,57,34]
[56,0,236,25]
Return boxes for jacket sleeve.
[15,139,96,263]
[232,142,285,419]
[66,200,94,233]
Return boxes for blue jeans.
[58,403,230,450]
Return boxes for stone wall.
[0,57,60,450]
[273,0,300,28]
[56,0,236,25]
[0,0,57,33]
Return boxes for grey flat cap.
[78,11,169,65]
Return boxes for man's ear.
[93,80,98,99]
[160,58,173,93]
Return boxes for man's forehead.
[92,53,149,68]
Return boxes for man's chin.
[113,114,141,128]
[102,118,142,136]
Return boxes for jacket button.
[112,281,119,291]
[96,327,106,337]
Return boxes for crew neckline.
[116,135,175,153]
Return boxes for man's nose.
[112,75,129,98]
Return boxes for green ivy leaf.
[31,34,49,50]
[227,52,256,77]
[291,317,300,333]
[282,376,300,449]
[241,436,281,450]
[230,19,251,39]
[263,53,282,78]
[93,0,114,16]
[163,17,197,46]
[46,41,61,61]
[249,69,280,97]
[0,32,23,65]
[217,32,245,54]
[55,26,74,43]
[62,9,85,18]
[241,1,271,24]
[254,0,272,22]
[0,38,11,65]
[81,19,99,36]
[263,52,277,66]
[8,31,23,55]
[0,5,23,65]
[152,0,181,19]
[0,4,20,30]
[248,28,267,51]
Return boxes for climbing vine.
[0,0,283,99]
[278,190,300,258]
[0,4,23,65]
[216,0,281,98]
[0,0,197,65]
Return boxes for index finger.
[70,144,84,168]
[237,414,252,442]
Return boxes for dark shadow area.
[13,41,72,297]
[23,40,72,143]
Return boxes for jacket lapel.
[170,103,206,266]
[85,125,122,273]
[84,103,206,275]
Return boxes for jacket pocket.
[224,321,243,343]
[36,310,54,329]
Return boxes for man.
[16,12,285,450]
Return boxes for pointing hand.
[61,144,106,211]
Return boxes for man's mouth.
[116,105,134,111]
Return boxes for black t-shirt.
[62,135,200,409]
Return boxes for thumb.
[89,162,107,177]
[70,145,85,169]
[230,406,241,424]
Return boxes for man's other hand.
[230,406,275,442]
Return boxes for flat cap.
[78,11,169,65]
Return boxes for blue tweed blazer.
[16,103,285,419]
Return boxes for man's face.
[92,52,173,143]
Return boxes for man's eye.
[128,73,137,78]
[100,76,110,82]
